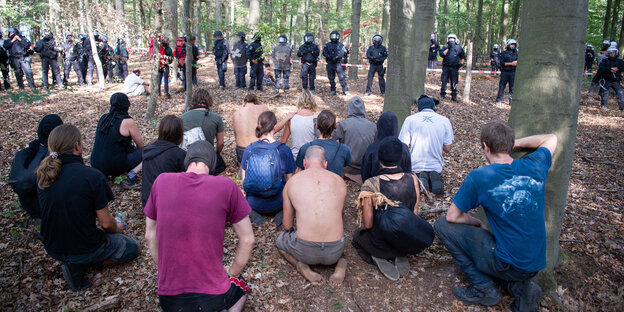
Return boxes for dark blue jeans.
[434,217,537,290]
[47,233,139,266]
[234,66,247,89]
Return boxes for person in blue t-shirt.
[241,111,296,226]
[434,120,557,312]
[296,110,351,177]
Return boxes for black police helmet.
[253,33,261,41]
[214,30,223,37]
[330,30,340,42]
[7,27,18,38]
[373,34,382,45]
[304,32,314,43]
[278,35,287,43]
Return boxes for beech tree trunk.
[610,0,621,40]
[384,0,435,126]
[604,0,613,40]
[474,0,484,62]
[164,0,178,82]
[248,0,260,28]
[510,0,521,39]
[184,0,194,110]
[508,0,587,301]
[84,0,106,90]
[348,0,362,80]
[146,0,164,119]
[462,39,473,103]
[381,0,390,40]
[498,0,507,43]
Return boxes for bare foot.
[329,258,347,287]
[296,262,323,284]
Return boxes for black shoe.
[453,285,501,306]
[330,91,337,96]
[371,256,399,281]
[440,94,446,99]
[509,281,542,312]
[273,210,283,228]
[61,262,91,291]
[165,93,172,99]
[121,177,140,190]
[452,96,458,102]
[248,210,267,225]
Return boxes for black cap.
[417,95,437,111]
[184,141,217,171]
[378,137,403,166]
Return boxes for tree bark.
[385,0,435,126]
[139,0,146,39]
[216,0,222,28]
[294,0,305,45]
[381,0,390,40]
[498,0,507,43]
[462,39,473,103]
[474,0,484,62]
[348,0,362,80]
[510,0,521,39]
[164,0,178,82]
[196,0,201,45]
[604,0,613,40]
[610,0,621,40]
[508,0,587,301]
[441,0,448,36]
[184,0,194,110]
[248,0,260,28]
[146,0,164,119]
[84,0,106,90]
[619,10,624,48]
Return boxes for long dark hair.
[255,111,277,138]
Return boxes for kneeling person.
[277,146,348,286]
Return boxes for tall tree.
[384,0,435,125]
[381,0,390,40]
[619,10,624,47]
[248,0,260,28]
[474,0,484,61]
[146,0,164,119]
[498,0,507,43]
[84,0,105,90]
[610,0,621,40]
[462,39,473,103]
[348,0,362,80]
[604,0,613,40]
[510,0,521,39]
[184,0,194,110]
[508,0,587,300]
[216,0,222,29]
[164,0,178,82]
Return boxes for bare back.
[284,167,346,242]
[233,104,269,147]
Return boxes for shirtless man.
[232,94,293,165]
[276,146,348,287]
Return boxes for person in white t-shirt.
[398,95,453,195]
[123,69,151,97]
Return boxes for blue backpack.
[243,141,284,197]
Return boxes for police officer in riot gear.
[62,33,84,86]
[495,38,518,105]
[272,35,292,93]
[213,30,229,89]
[231,31,248,90]
[0,31,12,90]
[597,46,624,111]
[115,38,129,79]
[77,34,88,79]
[490,44,501,72]
[428,34,440,69]
[365,34,388,96]
[297,32,320,93]
[83,29,102,85]
[34,30,64,89]
[323,30,349,96]
[246,33,264,91]
[585,44,595,72]
[4,27,36,90]
[439,33,465,101]
[98,35,116,83]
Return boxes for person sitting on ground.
[180,88,226,175]
[352,137,434,281]
[232,94,293,166]
[296,110,352,176]
[434,121,557,311]
[36,124,139,291]
[141,115,186,207]
[262,63,276,87]
[241,111,296,226]
[277,146,348,286]
[123,69,150,96]
[145,141,254,312]
[280,90,318,159]
[360,111,411,182]
[91,92,145,188]
[398,95,453,195]
[332,96,376,183]
[9,114,63,220]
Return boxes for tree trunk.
[498,0,507,43]
[184,0,194,110]
[462,39,473,103]
[164,0,178,82]
[196,0,201,45]
[619,11,624,48]
[139,0,146,39]
[216,0,222,28]
[79,0,86,33]
[604,0,613,40]
[84,0,106,90]
[610,0,621,40]
[294,1,305,45]
[385,0,435,126]
[381,0,390,40]
[348,0,362,80]
[510,0,521,39]
[248,0,260,28]
[508,0,587,301]
[441,0,448,36]
[146,1,164,119]
[474,0,484,63]
[268,0,273,25]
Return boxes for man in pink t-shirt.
[144,141,255,312]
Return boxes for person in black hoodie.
[297,32,320,93]
[439,33,465,101]
[4,27,36,89]
[360,111,411,182]
[141,115,186,207]
[0,31,11,90]
[9,114,63,219]
[428,34,440,69]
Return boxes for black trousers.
[249,61,264,90]
[496,71,515,103]
[234,66,247,89]
[157,66,170,95]
[64,59,85,86]
[41,58,64,89]
[326,62,348,92]
[300,62,316,91]
[117,61,128,79]
[1,62,10,89]
[599,80,624,110]
[85,54,99,85]
[10,56,36,89]
[217,63,226,87]
[366,64,385,94]
[440,66,459,97]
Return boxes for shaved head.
[305,146,326,163]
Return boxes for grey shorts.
[276,230,345,265]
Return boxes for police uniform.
[34,33,64,89]
[495,48,518,104]
[297,34,320,92]
[272,36,292,91]
[213,34,229,88]
[439,39,465,100]
[323,31,349,94]
[231,34,248,90]
[4,29,36,89]
[246,36,264,91]
[597,52,624,110]
[365,36,388,95]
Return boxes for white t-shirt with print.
[398,109,453,173]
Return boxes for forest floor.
[0,55,622,312]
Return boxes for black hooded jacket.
[360,112,412,181]
[141,140,186,207]
[297,42,320,64]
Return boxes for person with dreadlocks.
[9,114,63,220]
[90,93,145,189]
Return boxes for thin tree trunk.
[231,0,235,27]
[381,0,390,40]
[79,0,86,33]
[139,0,146,39]
[184,0,194,110]
[462,39,473,103]
[84,0,106,90]
[216,0,222,28]
[294,1,305,45]
[196,0,201,45]
[619,11,624,48]
[248,0,260,28]
[610,0,621,40]
[508,0,587,301]
[510,0,520,39]
[385,0,435,126]
[604,0,613,40]
[268,0,273,25]
[441,0,448,35]
[164,0,178,82]
[146,1,164,119]
[115,0,125,27]
[498,0,507,43]
[474,0,484,63]
[348,0,362,80]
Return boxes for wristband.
[228,268,232,277]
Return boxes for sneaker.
[440,94,446,99]
[601,106,609,111]
[510,281,541,312]
[248,210,267,226]
[365,92,372,96]
[381,93,385,97]
[371,256,399,281]
[330,91,336,96]
[61,262,91,291]
[452,285,501,306]
[121,177,140,190]
[395,256,410,276]
[219,85,224,90]
[257,88,264,92]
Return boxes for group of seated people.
[9,88,557,312]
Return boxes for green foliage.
[332,301,342,309]
[2,89,52,104]
[114,175,126,184]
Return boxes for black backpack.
[374,203,434,254]
[8,145,48,196]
